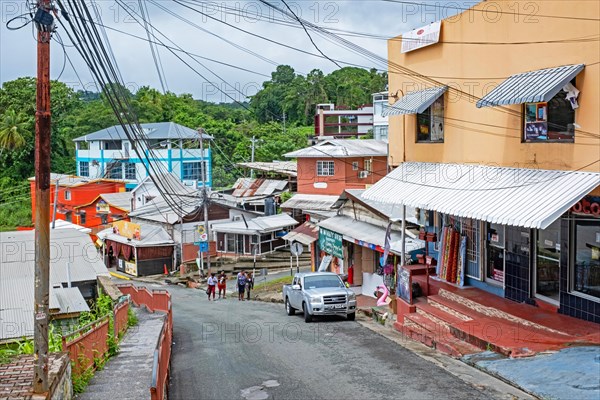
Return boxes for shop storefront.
[362,162,600,323]
[319,216,424,298]
[98,222,176,277]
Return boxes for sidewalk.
[77,307,166,400]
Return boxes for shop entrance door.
[534,220,560,304]
[486,223,505,285]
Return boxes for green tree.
[0,109,29,155]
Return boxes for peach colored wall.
[296,157,387,195]
[387,1,600,172]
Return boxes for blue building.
[73,122,212,190]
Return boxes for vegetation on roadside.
[253,275,293,293]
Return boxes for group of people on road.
[236,270,254,301]
[205,270,253,301]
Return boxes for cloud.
[0,0,461,102]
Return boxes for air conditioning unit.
[358,171,369,179]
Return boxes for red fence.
[113,299,130,339]
[117,284,173,400]
[62,315,110,376]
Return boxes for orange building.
[363,0,600,327]
[284,139,388,196]
[29,173,126,229]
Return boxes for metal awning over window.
[476,64,584,108]
[383,86,447,116]
[362,162,600,229]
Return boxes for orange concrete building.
[29,174,126,229]
[362,0,600,330]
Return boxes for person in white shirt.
[207,272,217,301]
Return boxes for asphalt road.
[167,284,503,400]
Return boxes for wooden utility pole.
[199,129,211,271]
[33,0,52,393]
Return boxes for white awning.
[383,86,447,116]
[362,162,600,229]
[476,64,584,108]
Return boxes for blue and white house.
[73,122,213,190]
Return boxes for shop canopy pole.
[401,205,406,267]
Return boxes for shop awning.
[283,221,319,245]
[318,216,425,254]
[362,162,600,230]
[383,86,447,116]
[476,64,584,108]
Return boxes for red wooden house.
[29,173,126,230]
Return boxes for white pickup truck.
[282,272,357,322]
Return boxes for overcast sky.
[0,0,465,102]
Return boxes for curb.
[355,318,534,400]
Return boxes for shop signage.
[397,266,411,304]
[354,239,385,253]
[96,200,110,214]
[112,220,141,240]
[319,228,343,259]
[401,21,441,53]
[125,261,137,276]
[571,197,600,217]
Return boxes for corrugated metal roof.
[237,161,297,177]
[280,194,340,211]
[28,173,124,187]
[73,122,213,142]
[97,224,175,247]
[284,139,387,159]
[476,64,584,108]
[383,86,447,116]
[100,192,133,212]
[50,287,90,314]
[52,220,92,234]
[1,229,107,340]
[318,216,424,254]
[283,221,319,245]
[211,214,298,235]
[362,162,600,229]
[231,178,288,197]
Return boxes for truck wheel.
[347,312,356,321]
[285,298,295,316]
[303,303,313,323]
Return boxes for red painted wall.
[30,180,125,227]
[296,156,387,195]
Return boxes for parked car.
[282,272,357,322]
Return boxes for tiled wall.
[504,226,533,304]
[559,219,600,323]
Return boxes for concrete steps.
[400,287,582,358]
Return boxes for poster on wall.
[397,266,411,304]
[524,102,548,140]
[112,220,141,240]
[96,200,110,214]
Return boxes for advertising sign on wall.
[96,200,110,214]
[397,266,412,304]
[401,21,442,53]
[319,228,343,259]
[112,220,141,240]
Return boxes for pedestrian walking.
[207,272,217,301]
[246,271,254,300]
[217,271,227,299]
[237,270,247,301]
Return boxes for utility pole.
[33,0,53,393]
[250,136,258,179]
[51,177,59,229]
[282,111,286,134]
[199,129,211,271]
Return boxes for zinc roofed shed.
[0,228,107,341]
[97,223,176,277]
